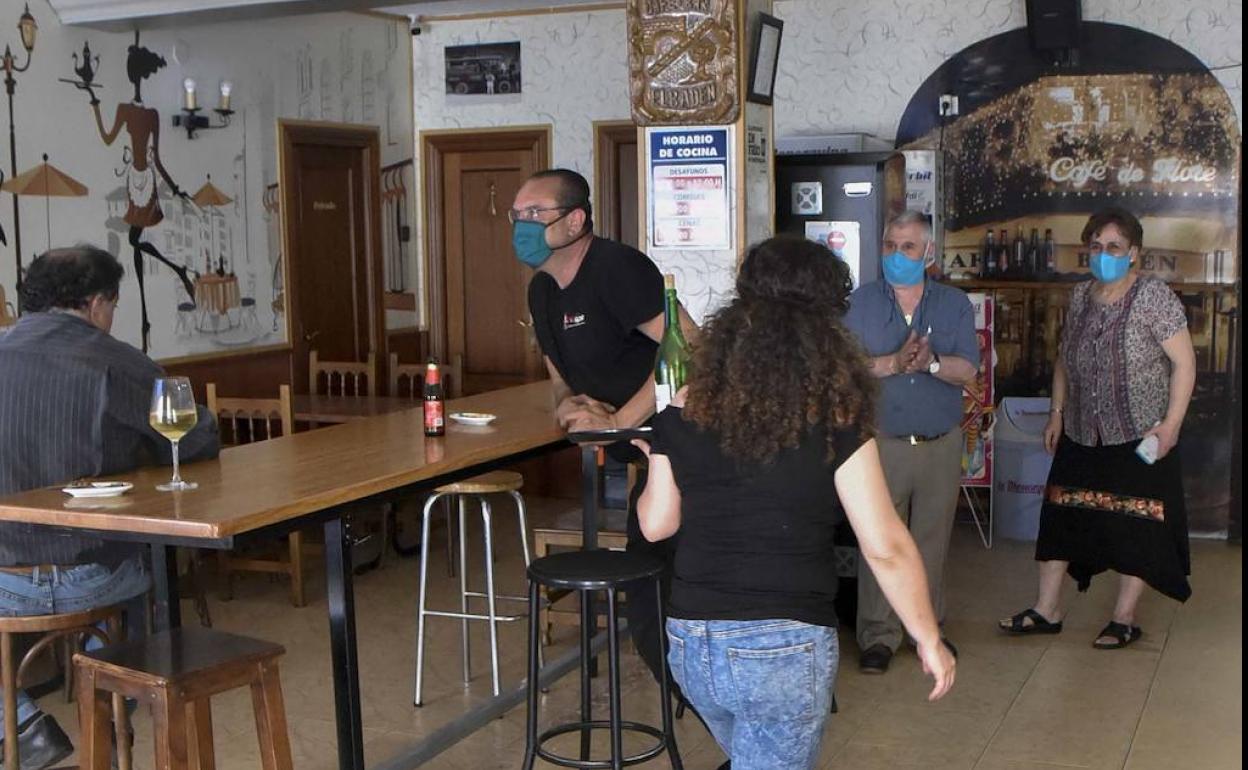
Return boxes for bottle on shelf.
[983,230,997,277]
[423,359,445,437]
[1012,225,1027,276]
[654,273,692,413]
[1043,228,1057,276]
[998,229,1010,279]
[1028,228,1040,277]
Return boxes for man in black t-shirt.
[512,167,694,688]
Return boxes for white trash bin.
[994,397,1055,541]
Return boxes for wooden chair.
[531,450,636,645]
[389,352,463,398]
[309,350,376,397]
[207,384,309,608]
[74,628,292,770]
[2,604,132,770]
[532,524,628,646]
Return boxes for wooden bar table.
[0,382,566,770]
[292,393,417,424]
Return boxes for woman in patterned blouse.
[999,206,1196,650]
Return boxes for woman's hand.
[1043,411,1063,455]
[916,637,957,701]
[1144,419,1181,460]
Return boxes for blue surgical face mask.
[512,220,552,268]
[1089,251,1132,283]
[882,250,926,286]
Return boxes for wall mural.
[78,32,196,352]
[0,3,413,359]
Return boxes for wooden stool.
[531,526,628,645]
[74,628,292,770]
[414,470,535,705]
[1,605,131,770]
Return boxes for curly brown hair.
[683,236,877,465]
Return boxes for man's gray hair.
[884,209,933,241]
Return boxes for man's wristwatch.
[928,352,942,375]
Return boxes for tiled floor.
[40,497,1241,769]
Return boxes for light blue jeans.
[666,617,839,770]
[0,558,149,725]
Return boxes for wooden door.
[279,121,385,394]
[425,129,550,395]
[594,122,640,249]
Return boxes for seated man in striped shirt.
[0,246,218,769]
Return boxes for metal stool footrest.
[422,609,523,622]
[536,721,668,769]
[462,590,529,603]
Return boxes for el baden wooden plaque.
[628,0,740,125]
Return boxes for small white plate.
[450,412,497,427]
[62,481,134,498]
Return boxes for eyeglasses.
[507,205,570,224]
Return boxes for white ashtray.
[62,481,134,498]
[450,412,497,426]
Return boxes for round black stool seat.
[528,550,664,591]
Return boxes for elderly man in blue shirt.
[844,210,979,674]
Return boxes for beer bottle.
[1043,228,1057,276]
[423,359,445,437]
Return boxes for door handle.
[304,329,321,343]
[517,319,537,351]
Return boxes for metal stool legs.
[522,576,682,769]
[413,490,536,705]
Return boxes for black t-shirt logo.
[562,311,587,330]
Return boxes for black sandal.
[999,608,1063,635]
[1093,621,1142,649]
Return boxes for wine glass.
[150,377,200,492]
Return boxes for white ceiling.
[49,0,605,28]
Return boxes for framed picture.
[445,42,521,96]
[746,13,783,105]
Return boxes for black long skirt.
[1035,434,1191,602]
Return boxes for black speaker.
[1026,0,1082,51]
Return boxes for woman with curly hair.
[636,236,955,769]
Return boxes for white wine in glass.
[150,376,199,491]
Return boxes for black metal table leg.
[580,444,599,551]
[580,445,600,679]
[325,515,366,770]
[149,543,181,631]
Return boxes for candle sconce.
[172,78,234,139]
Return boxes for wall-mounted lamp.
[172,78,234,139]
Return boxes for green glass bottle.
[654,274,692,413]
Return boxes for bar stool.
[522,550,682,770]
[413,470,535,704]
[74,627,293,770]
[1,605,132,770]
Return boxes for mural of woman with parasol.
[75,31,195,352]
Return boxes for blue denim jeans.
[0,557,150,725]
[666,618,839,770]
